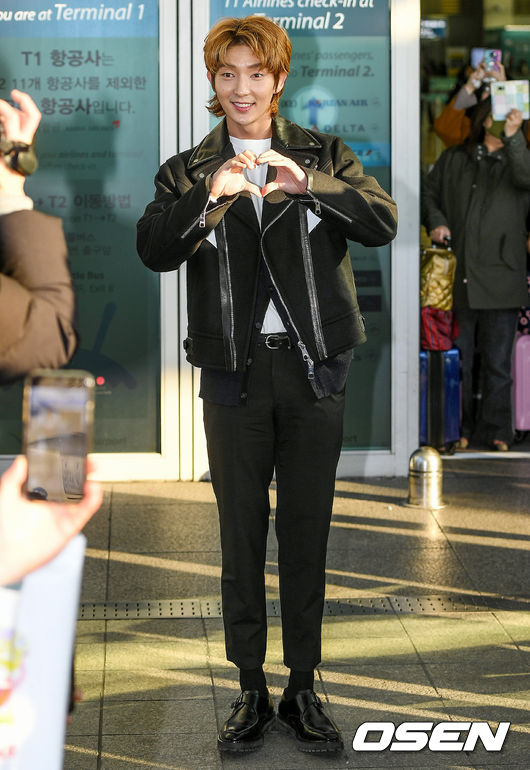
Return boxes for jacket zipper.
[217,218,237,372]
[261,202,315,380]
[179,199,224,240]
[298,206,327,360]
[304,188,353,224]
[183,204,237,371]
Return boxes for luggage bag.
[420,348,461,451]
[513,334,530,431]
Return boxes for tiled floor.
[64,456,530,768]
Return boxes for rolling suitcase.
[513,334,530,430]
[420,348,461,452]
[516,272,530,335]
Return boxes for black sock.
[239,667,268,697]
[284,669,314,700]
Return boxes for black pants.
[456,307,519,444]
[203,342,345,670]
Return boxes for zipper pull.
[298,341,315,380]
[308,189,321,215]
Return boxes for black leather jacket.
[137,115,397,376]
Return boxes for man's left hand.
[257,150,308,196]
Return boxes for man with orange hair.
[137,15,397,754]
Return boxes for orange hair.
[204,16,291,117]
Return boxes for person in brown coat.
[0,93,101,746]
[0,89,77,383]
[0,92,101,579]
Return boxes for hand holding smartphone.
[470,48,502,87]
[22,370,95,502]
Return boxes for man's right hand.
[429,225,451,245]
[210,150,262,199]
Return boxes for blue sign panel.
[0,0,160,453]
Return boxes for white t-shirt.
[230,135,286,334]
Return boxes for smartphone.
[470,47,485,70]
[484,49,501,72]
[22,369,95,502]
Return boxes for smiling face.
[207,44,287,140]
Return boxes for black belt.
[257,333,293,350]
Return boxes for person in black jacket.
[137,16,397,754]
[423,97,530,450]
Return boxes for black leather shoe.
[217,690,275,753]
[277,689,343,753]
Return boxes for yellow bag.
[420,245,457,311]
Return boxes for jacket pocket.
[188,328,224,341]
[322,310,367,354]
[185,330,226,369]
[499,233,522,271]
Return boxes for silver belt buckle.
[265,334,283,350]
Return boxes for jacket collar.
[465,141,505,163]
[187,114,321,178]
[273,114,322,151]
